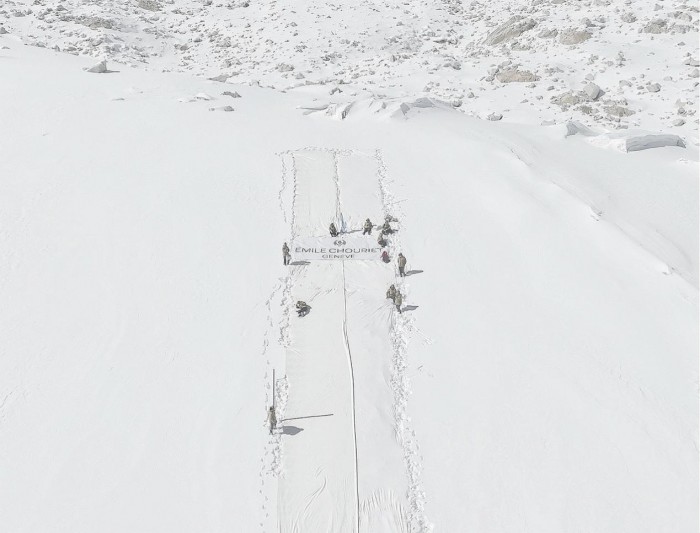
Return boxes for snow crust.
[0,36,698,532]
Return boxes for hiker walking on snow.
[394,290,403,313]
[381,220,393,235]
[267,405,277,435]
[296,300,310,317]
[381,250,390,263]
[386,284,397,301]
[363,218,373,235]
[377,232,387,247]
[329,222,339,237]
[397,253,407,277]
[282,242,291,265]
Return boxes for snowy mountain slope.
[1,0,698,138]
[0,40,698,532]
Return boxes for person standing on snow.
[329,222,339,237]
[381,220,393,235]
[377,232,387,247]
[381,250,390,263]
[397,253,407,277]
[363,218,373,235]
[394,290,403,313]
[282,242,291,265]
[296,300,310,317]
[267,405,277,435]
[386,284,397,301]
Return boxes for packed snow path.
[278,150,412,532]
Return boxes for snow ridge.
[376,149,432,532]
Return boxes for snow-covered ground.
[0,15,698,533]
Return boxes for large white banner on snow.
[293,236,383,261]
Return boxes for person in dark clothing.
[329,223,339,237]
[381,250,390,263]
[377,233,387,247]
[267,406,277,435]
[296,300,310,317]
[282,242,291,265]
[363,218,373,235]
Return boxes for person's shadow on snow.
[405,270,423,276]
[281,425,304,436]
[402,305,419,313]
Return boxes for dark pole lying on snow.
[280,414,334,422]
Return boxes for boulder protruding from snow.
[483,17,536,45]
[583,82,601,100]
[496,69,540,83]
[623,134,686,152]
[86,60,108,73]
[558,30,592,45]
[642,19,669,34]
[564,121,598,137]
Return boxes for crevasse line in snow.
[340,259,362,533]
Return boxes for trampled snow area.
[1,37,698,533]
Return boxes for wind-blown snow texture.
[0,9,698,532]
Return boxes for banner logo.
[294,236,382,261]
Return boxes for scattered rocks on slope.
[483,16,537,45]
[0,26,8,35]
[222,91,241,98]
[487,112,503,121]
[647,83,661,92]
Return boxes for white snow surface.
[0,37,698,532]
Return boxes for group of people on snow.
[271,214,413,434]
[354,216,396,238]
[281,214,410,316]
